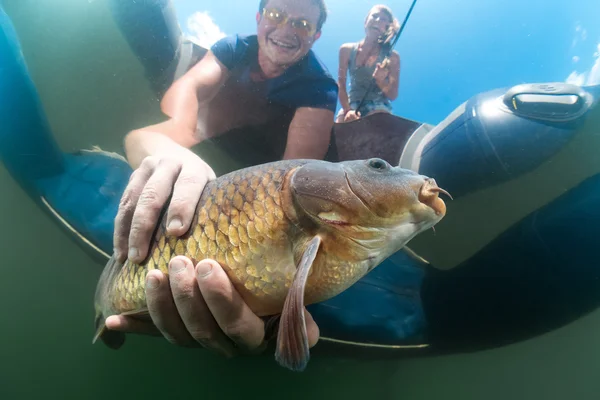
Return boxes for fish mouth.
[418,178,452,217]
[343,167,451,222]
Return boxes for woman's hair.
[366,5,400,51]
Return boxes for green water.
[2,1,600,399]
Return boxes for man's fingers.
[113,161,156,262]
[195,259,266,351]
[104,315,162,337]
[167,256,237,357]
[127,158,182,263]
[144,268,198,347]
[115,155,215,263]
[165,163,215,236]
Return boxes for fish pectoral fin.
[275,235,321,372]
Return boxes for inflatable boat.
[2,1,600,359]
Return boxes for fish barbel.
[93,158,449,371]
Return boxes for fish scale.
[103,161,306,318]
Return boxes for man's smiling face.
[256,0,322,69]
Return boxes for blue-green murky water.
[1,0,600,399]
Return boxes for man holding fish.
[106,0,337,359]
[100,0,437,370]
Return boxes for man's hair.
[258,0,328,32]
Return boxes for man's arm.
[124,50,230,169]
[117,50,232,258]
[109,39,322,358]
[160,50,229,133]
[282,107,335,160]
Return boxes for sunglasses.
[261,7,317,36]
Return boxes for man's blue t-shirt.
[210,34,338,113]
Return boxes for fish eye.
[368,158,389,170]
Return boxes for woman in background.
[336,4,400,123]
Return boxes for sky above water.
[171,0,600,124]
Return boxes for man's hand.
[113,153,215,264]
[105,256,321,357]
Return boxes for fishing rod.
[355,0,418,116]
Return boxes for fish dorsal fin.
[275,235,322,372]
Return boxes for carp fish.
[93,158,449,371]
